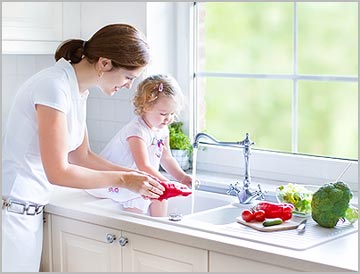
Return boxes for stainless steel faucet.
[227,182,265,204]
[193,132,265,204]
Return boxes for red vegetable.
[157,181,192,201]
[254,209,266,222]
[242,209,255,222]
[255,201,294,221]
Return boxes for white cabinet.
[49,215,208,272]
[209,251,294,272]
[51,215,122,272]
[2,2,80,54]
[122,231,208,272]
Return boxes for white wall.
[81,2,149,153]
[2,55,55,136]
[2,2,179,153]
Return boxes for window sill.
[191,145,357,191]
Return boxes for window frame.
[174,2,358,191]
[193,1,358,156]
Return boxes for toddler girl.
[87,74,193,216]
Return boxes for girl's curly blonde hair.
[133,74,184,116]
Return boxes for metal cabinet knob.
[106,233,116,243]
[118,236,128,246]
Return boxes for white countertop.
[46,186,358,272]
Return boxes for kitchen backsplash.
[2,54,136,153]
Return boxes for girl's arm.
[36,105,164,197]
[159,137,193,187]
[127,136,169,182]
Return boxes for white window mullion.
[193,2,199,138]
[292,80,298,153]
[292,2,298,153]
[195,72,357,82]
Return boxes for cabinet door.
[51,215,122,272]
[2,2,80,54]
[122,231,208,272]
[2,2,62,41]
[209,251,294,272]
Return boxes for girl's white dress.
[86,116,169,213]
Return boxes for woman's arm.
[36,105,164,197]
[69,129,162,182]
[68,128,135,172]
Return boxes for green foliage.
[311,181,357,228]
[168,122,193,156]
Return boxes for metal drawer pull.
[118,236,128,246]
[106,233,116,243]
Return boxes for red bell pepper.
[255,201,294,221]
[157,181,192,201]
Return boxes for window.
[193,2,358,160]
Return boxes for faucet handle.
[227,182,241,195]
[226,183,236,195]
[239,133,255,147]
[255,184,266,200]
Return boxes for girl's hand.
[123,171,165,199]
[180,174,200,188]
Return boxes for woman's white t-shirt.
[2,58,88,205]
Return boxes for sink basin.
[181,193,278,226]
[183,204,250,225]
[85,189,237,216]
[166,190,237,216]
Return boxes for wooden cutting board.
[236,217,301,232]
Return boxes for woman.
[2,23,164,272]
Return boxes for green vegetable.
[311,181,358,228]
[344,205,359,224]
[168,122,193,156]
[263,218,283,227]
[277,183,314,215]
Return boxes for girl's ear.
[98,57,113,72]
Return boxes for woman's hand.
[122,171,165,199]
[135,170,163,183]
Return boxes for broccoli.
[311,181,358,228]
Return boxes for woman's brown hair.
[55,24,150,70]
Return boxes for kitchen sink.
[85,188,358,251]
[166,189,237,216]
[85,189,238,216]
[182,204,250,225]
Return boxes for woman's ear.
[98,57,113,71]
